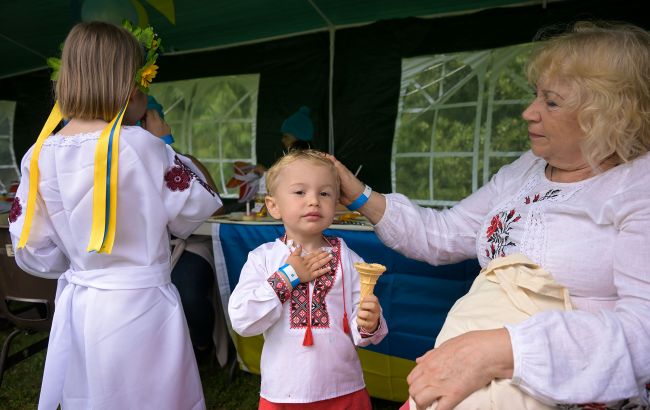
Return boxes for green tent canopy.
[1,0,551,80]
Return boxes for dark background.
[1,0,648,193]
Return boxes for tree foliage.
[150,75,259,197]
[394,43,535,205]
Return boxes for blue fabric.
[147,95,165,119]
[160,134,174,145]
[218,223,480,361]
[280,105,313,141]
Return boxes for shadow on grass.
[0,327,399,409]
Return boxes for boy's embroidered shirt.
[229,236,388,403]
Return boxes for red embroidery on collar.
[282,235,341,330]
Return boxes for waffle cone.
[354,262,386,298]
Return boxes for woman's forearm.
[357,191,387,225]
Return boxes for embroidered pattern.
[557,383,650,409]
[267,272,291,304]
[290,283,310,328]
[485,209,521,259]
[8,197,22,223]
[174,156,217,196]
[524,189,561,204]
[164,156,217,196]
[165,165,191,192]
[288,236,341,329]
[360,321,380,338]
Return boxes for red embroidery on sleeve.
[8,197,22,223]
[164,166,191,191]
[164,156,217,196]
[267,272,291,303]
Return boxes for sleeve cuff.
[359,319,382,338]
[267,271,291,304]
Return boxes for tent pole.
[327,28,335,154]
[307,0,335,154]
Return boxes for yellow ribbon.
[87,102,128,254]
[18,101,127,255]
[17,102,63,249]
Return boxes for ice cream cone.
[354,262,386,299]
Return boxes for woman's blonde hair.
[56,21,143,121]
[528,21,650,168]
[265,149,339,196]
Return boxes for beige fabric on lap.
[410,253,572,410]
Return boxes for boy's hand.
[285,245,333,285]
[357,294,380,333]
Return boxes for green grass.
[0,325,399,409]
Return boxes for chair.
[0,225,57,387]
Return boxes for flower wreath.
[46,20,162,93]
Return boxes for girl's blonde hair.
[56,21,143,121]
[265,149,339,196]
[528,21,650,168]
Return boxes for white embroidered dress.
[374,150,650,405]
[228,236,388,403]
[8,126,222,410]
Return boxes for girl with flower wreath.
[9,21,221,409]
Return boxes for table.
[209,219,480,402]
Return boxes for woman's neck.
[546,160,616,183]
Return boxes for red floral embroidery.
[164,156,217,197]
[524,189,560,204]
[165,166,191,191]
[267,272,290,303]
[288,236,340,329]
[484,209,520,259]
[8,197,22,223]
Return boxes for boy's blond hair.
[265,149,339,196]
[56,21,143,122]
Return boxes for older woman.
[330,21,650,409]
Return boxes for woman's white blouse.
[374,150,650,405]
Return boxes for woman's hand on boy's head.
[325,154,365,206]
[142,109,171,138]
[286,245,333,284]
[357,294,380,333]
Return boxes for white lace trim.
[42,126,143,147]
[43,132,100,147]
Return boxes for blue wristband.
[279,263,300,288]
[161,134,174,145]
[347,185,372,211]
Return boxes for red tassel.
[343,312,351,334]
[303,324,314,346]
